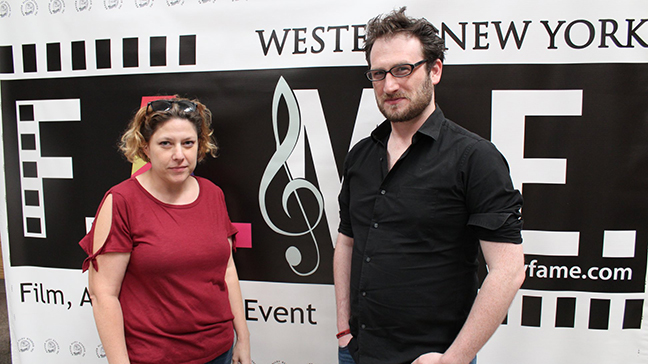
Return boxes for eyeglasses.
[146,99,197,114]
[365,60,427,82]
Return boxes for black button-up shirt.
[338,107,523,364]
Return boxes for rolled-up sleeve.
[462,140,523,244]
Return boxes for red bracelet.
[336,329,351,339]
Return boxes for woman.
[80,97,251,364]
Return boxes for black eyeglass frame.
[365,60,428,82]
[146,99,198,114]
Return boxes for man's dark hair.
[364,7,446,69]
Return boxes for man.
[334,7,525,364]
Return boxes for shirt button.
[362,291,367,297]
[380,190,386,195]
[373,222,378,228]
[365,257,371,262]
[361,324,366,329]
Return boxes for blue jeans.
[338,346,356,364]
[205,346,233,364]
[338,346,476,364]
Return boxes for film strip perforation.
[512,293,644,330]
[0,34,196,75]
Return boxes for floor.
[0,280,10,363]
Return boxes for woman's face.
[144,118,198,186]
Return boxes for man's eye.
[392,66,411,74]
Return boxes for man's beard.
[378,76,434,123]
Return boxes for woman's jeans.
[205,346,233,364]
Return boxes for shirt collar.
[371,105,445,145]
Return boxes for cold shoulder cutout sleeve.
[80,191,134,272]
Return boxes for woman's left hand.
[231,339,251,364]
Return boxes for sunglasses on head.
[146,99,197,114]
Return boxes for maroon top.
[81,176,238,364]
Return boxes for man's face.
[369,34,442,123]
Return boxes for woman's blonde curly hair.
[119,96,218,163]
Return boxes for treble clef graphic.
[259,76,324,277]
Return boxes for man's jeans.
[338,346,477,364]
[338,346,356,364]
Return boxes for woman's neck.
[136,172,199,205]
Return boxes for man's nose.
[382,73,400,93]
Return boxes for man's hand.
[412,352,444,364]
[338,333,352,348]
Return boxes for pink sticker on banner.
[232,223,252,248]
[140,95,175,108]
[132,162,151,177]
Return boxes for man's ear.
[429,59,443,85]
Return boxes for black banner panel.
[3,63,647,291]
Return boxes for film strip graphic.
[503,230,645,331]
[0,34,196,75]
[506,289,644,330]
[16,99,80,238]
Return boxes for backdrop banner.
[0,0,646,363]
